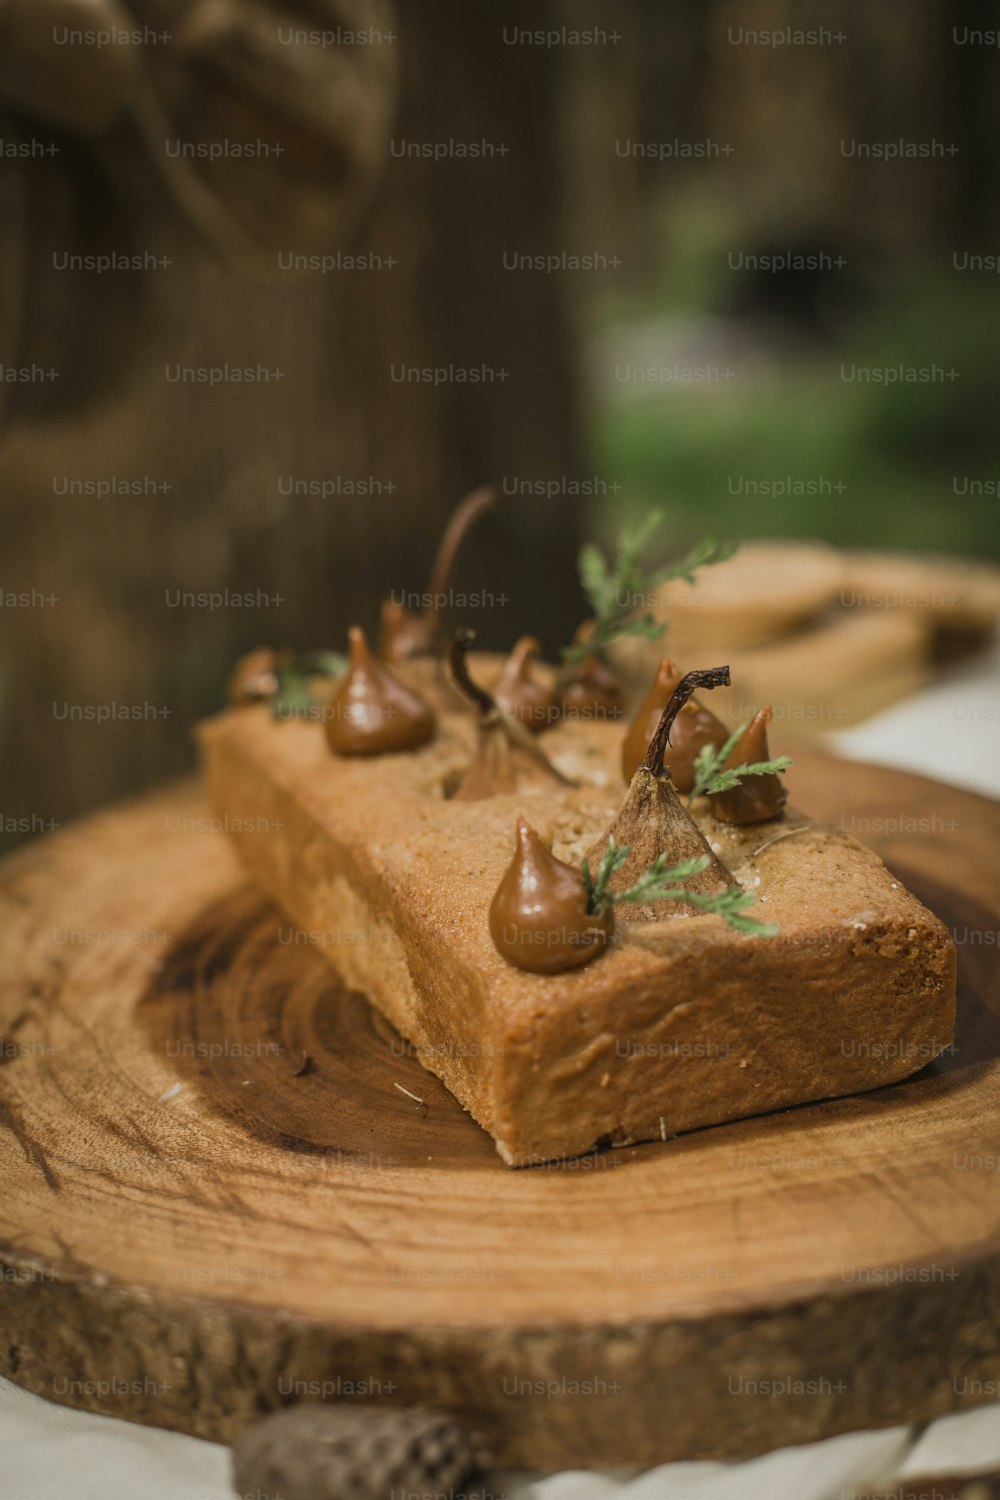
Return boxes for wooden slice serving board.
[1,753,999,1470]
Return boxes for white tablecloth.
[4,645,999,1500]
[5,1377,1000,1500]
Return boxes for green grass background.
[585,196,999,559]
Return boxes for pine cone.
[232,1402,493,1500]
[856,1472,1000,1500]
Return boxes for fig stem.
[642,665,731,777]
[425,486,497,618]
[448,628,495,716]
[449,629,576,787]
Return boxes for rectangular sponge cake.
[198,703,956,1165]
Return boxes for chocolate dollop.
[660,700,730,793]
[622,659,728,790]
[621,659,680,780]
[708,706,787,824]
[326,626,435,756]
[489,818,613,973]
[492,636,557,733]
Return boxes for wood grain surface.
[1,753,999,1470]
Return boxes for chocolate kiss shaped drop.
[489,818,613,973]
[560,653,625,722]
[621,659,682,781]
[621,659,729,790]
[709,706,787,825]
[326,626,435,756]
[661,700,730,794]
[492,637,557,733]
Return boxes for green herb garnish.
[687,727,793,805]
[582,836,778,936]
[564,512,737,667]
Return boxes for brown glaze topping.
[326,626,435,756]
[709,705,788,825]
[492,636,557,733]
[489,817,613,973]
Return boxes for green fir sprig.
[581,836,778,936]
[563,512,737,667]
[687,726,793,805]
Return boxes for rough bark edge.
[2,1244,1000,1470]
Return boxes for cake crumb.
[659,1116,666,1141]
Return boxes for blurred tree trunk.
[555,0,644,274]
[0,0,585,848]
